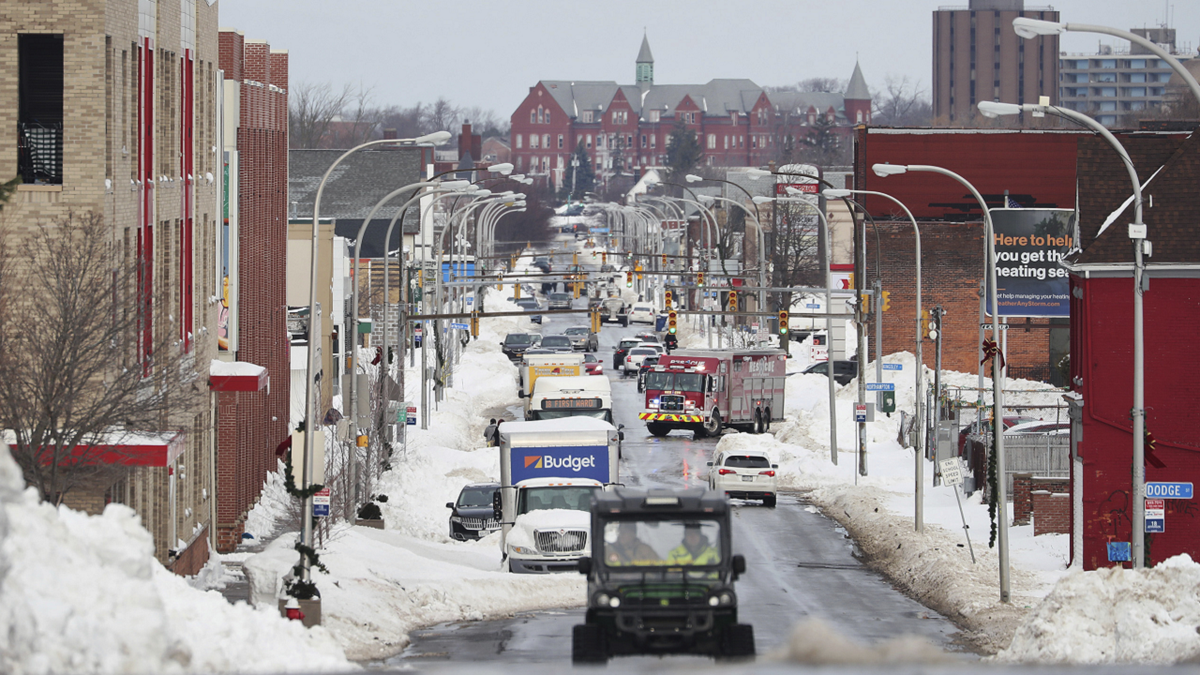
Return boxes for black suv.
[540,334,575,352]
[502,333,542,361]
[573,487,753,663]
[447,483,501,541]
[801,360,857,386]
[613,337,642,370]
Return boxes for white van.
[527,375,614,424]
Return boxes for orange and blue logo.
[524,455,543,469]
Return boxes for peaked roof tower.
[636,32,654,91]
[844,61,870,100]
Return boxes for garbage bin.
[655,313,667,332]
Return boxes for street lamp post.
[825,188,925,531]
[872,161,1010,601]
[979,99,1149,567]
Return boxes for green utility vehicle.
[572,488,754,663]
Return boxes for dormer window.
[582,111,594,123]
[649,110,660,123]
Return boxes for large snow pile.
[0,443,353,674]
[993,554,1200,664]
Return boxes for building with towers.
[509,34,871,190]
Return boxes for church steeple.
[636,32,654,91]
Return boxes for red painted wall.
[1072,274,1200,569]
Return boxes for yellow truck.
[520,352,585,398]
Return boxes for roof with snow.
[541,79,766,120]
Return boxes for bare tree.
[289,81,352,149]
[377,102,427,139]
[872,75,933,126]
[0,212,196,504]
[328,83,378,148]
[422,97,462,136]
[459,106,510,138]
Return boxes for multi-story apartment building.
[509,35,871,189]
[2,3,290,570]
[932,0,1060,124]
[1058,28,1193,126]
[2,0,221,568]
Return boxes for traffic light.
[881,290,891,312]
[921,309,930,338]
[592,249,597,259]
[601,252,607,264]
[859,291,870,314]
[728,290,738,312]
[514,283,521,299]
[661,253,667,267]
[697,272,705,286]
[470,311,480,337]
[668,310,678,334]
[664,290,673,309]
[778,310,789,335]
[635,264,643,280]
[572,280,581,299]
[626,271,633,287]
[590,308,601,333]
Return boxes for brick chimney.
[383,128,397,140]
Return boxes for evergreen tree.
[559,141,596,201]
[664,119,702,183]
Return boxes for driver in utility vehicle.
[667,524,721,565]
[606,522,660,565]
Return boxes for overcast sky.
[219,0,1199,120]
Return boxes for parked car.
[628,302,655,324]
[515,298,542,324]
[502,333,542,361]
[540,334,575,352]
[548,292,573,310]
[583,353,604,376]
[563,325,599,352]
[613,337,643,370]
[801,360,857,386]
[636,355,660,392]
[708,448,778,507]
[447,483,501,541]
[623,347,659,376]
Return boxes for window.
[516,135,522,149]
[542,134,549,148]
[18,34,65,184]
[542,157,549,171]
[708,134,716,149]
[739,136,744,148]
[586,134,592,148]
[649,110,660,122]
[640,134,646,148]
[558,134,563,148]
[1131,59,1146,69]
[1129,73,1146,83]
[649,134,656,148]
[731,112,738,123]
[537,106,543,123]
[1097,87,1117,97]
[1099,59,1116,69]
[1128,87,1147,97]
[856,110,863,123]
[612,110,627,125]
[582,111,593,123]
[530,134,539,148]
[545,110,551,124]
[626,134,632,148]
[530,110,536,124]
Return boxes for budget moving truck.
[497,417,621,573]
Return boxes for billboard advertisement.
[987,208,1075,318]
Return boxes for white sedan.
[622,347,660,376]
[708,448,777,507]
[628,303,656,324]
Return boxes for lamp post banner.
[986,208,1075,318]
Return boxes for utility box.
[878,390,896,413]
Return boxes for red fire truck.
[638,348,787,437]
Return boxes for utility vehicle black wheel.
[572,624,607,664]
[720,623,756,659]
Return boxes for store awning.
[209,359,269,392]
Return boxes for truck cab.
[572,487,754,663]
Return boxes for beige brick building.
[1,0,222,570]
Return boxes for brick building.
[212,30,290,553]
[1068,130,1200,569]
[932,0,1060,125]
[510,34,871,190]
[853,126,1089,381]
[1,0,221,568]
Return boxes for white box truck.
[497,417,621,573]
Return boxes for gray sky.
[219,0,1199,119]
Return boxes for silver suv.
[548,292,573,310]
[563,326,599,352]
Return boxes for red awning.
[38,431,187,468]
[209,359,269,392]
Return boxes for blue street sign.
[865,382,895,391]
[1146,519,1165,533]
[854,404,867,423]
[882,363,903,371]
[449,322,470,330]
[313,503,330,517]
[1146,482,1193,499]
[806,303,820,309]
[1107,541,1131,562]
[590,227,610,233]
[407,416,416,426]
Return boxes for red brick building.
[1069,130,1200,569]
[510,35,871,190]
[854,126,1088,380]
[213,31,290,552]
